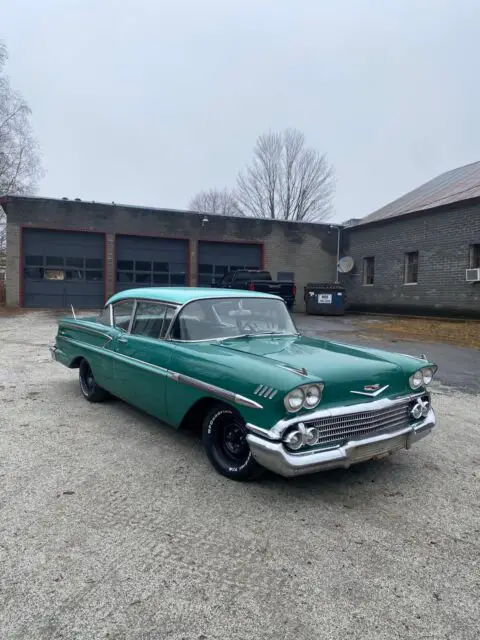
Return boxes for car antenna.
[71,304,76,320]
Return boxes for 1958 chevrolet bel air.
[50,287,437,481]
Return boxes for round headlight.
[409,370,423,389]
[284,388,305,412]
[303,427,319,446]
[284,429,303,451]
[303,384,322,409]
[421,367,434,385]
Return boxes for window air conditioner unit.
[465,268,480,282]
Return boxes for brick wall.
[4,197,337,307]
[342,201,480,317]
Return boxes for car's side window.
[113,300,135,332]
[160,306,176,338]
[131,301,173,340]
[96,305,111,326]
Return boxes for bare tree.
[0,206,5,253]
[189,188,242,217]
[0,41,44,198]
[235,128,335,222]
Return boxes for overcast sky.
[1,0,479,222]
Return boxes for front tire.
[202,405,264,481]
[79,359,108,402]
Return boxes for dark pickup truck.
[216,269,297,308]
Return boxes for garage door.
[23,229,105,308]
[116,235,188,292]
[197,242,262,286]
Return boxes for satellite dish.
[338,256,354,273]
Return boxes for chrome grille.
[305,401,411,446]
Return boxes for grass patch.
[362,317,480,349]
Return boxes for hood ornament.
[350,384,389,397]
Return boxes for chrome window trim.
[111,298,137,333]
[128,299,179,340]
[127,300,137,333]
[111,297,179,337]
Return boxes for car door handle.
[118,336,128,343]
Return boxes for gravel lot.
[0,311,479,640]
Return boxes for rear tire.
[202,404,264,481]
[79,359,108,402]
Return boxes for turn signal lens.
[303,427,319,446]
[411,403,423,419]
[284,429,303,451]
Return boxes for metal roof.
[107,287,279,306]
[357,161,480,225]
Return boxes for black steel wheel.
[79,359,108,403]
[202,404,264,481]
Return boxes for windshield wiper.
[219,331,296,341]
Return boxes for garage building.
[2,196,338,309]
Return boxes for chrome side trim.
[61,334,262,409]
[59,335,170,377]
[246,392,426,440]
[60,322,114,341]
[168,371,263,410]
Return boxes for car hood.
[218,334,416,401]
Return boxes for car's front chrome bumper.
[49,345,57,361]
[246,408,436,478]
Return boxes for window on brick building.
[363,257,375,285]
[404,251,419,284]
[469,244,480,269]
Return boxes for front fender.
[165,342,304,429]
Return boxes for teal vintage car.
[50,287,437,481]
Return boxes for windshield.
[170,297,297,341]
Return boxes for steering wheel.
[241,321,260,332]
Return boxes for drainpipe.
[329,224,341,283]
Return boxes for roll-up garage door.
[197,241,262,286]
[23,229,105,308]
[115,235,188,292]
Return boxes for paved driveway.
[0,311,479,640]
[296,313,480,394]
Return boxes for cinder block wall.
[342,202,480,317]
[4,197,338,307]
